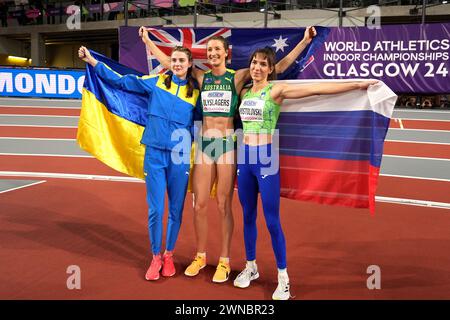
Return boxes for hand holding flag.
[78,46,97,67]
[358,80,379,90]
[303,26,317,45]
[139,26,151,45]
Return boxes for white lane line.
[384,154,450,161]
[0,98,80,102]
[0,152,448,163]
[1,136,448,146]
[0,150,450,161]
[0,105,80,110]
[376,196,450,210]
[0,137,76,141]
[7,171,442,183]
[0,171,141,183]
[0,171,447,209]
[394,110,450,114]
[0,114,79,118]
[380,173,450,183]
[392,117,450,123]
[0,125,77,128]
[389,128,450,133]
[0,153,93,158]
[0,180,47,194]
[385,140,450,146]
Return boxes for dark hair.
[207,36,229,57]
[248,47,277,81]
[164,46,195,98]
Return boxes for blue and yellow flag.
[77,51,148,179]
[77,51,201,194]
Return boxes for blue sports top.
[94,62,200,151]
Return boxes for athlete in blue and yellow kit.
[78,45,200,281]
[140,26,318,283]
[233,47,377,299]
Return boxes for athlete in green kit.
[233,47,377,299]
[139,26,317,284]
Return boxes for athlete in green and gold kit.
[199,69,239,162]
[140,26,317,284]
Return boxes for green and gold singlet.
[201,69,239,117]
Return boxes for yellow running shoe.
[184,255,206,277]
[212,261,231,283]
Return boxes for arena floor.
[0,97,449,300]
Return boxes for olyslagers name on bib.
[239,98,264,122]
[201,91,232,113]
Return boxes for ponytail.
[186,71,195,98]
[164,73,173,91]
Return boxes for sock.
[219,257,230,265]
[164,250,173,257]
[278,268,288,279]
[246,260,257,270]
[153,253,161,259]
[196,252,206,259]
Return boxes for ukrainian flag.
[77,51,148,179]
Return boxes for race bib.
[201,91,232,113]
[239,98,264,122]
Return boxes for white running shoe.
[233,265,259,288]
[272,274,291,300]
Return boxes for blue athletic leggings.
[237,143,286,269]
[144,146,190,254]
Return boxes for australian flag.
[119,26,330,80]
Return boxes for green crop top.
[200,69,239,117]
[239,83,281,134]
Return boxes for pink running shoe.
[145,254,162,281]
[162,252,176,277]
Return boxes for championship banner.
[297,23,450,93]
[119,24,448,94]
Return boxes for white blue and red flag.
[276,79,397,212]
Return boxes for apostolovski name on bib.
[239,98,264,122]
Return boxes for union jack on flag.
[145,28,232,74]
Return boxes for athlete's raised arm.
[274,26,316,74]
[79,46,98,67]
[271,80,379,105]
[78,46,154,94]
[234,26,317,90]
[139,27,206,84]
[139,26,171,70]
